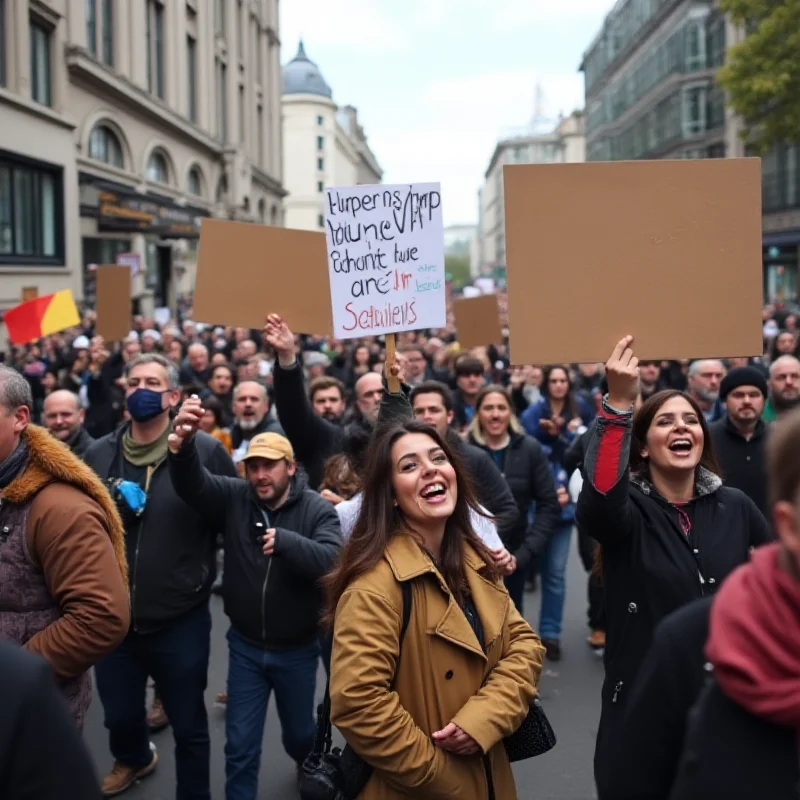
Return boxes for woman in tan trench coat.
[326,419,545,799]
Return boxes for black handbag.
[299,582,412,800]
[503,696,557,762]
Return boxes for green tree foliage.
[445,254,472,289]
[717,0,800,151]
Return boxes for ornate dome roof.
[282,41,333,98]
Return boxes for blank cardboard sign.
[194,219,333,336]
[503,159,763,365]
[95,266,132,342]
[453,294,503,350]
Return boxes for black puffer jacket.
[168,438,342,649]
[84,425,237,633]
[576,413,772,798]
[468,429,560,567]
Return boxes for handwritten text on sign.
[324,183,446,338]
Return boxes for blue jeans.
[538,524,573,640]
[94,602,212,800]
[225,629,319,800]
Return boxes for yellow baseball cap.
[241,432,294,462]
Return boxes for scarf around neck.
[0,439,29,490]
[705,542,800,728]
[122,423,171,468]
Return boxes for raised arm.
[264,314,339,464]
[167,396,239,529]
[576,336,640,546]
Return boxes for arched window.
[270,204,279,225]
[258,198,266,223]
[187,166,203,196]
[88,124,123,168]
[146,150,169,183]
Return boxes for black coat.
[576,418,772,797]
[669,678,800,800]
[84,425,237,632]
[709,416,768,516]
[600,597,713,800]
[273,362,347,489]
[68,426,95,460]
[468,429,560,567]
[168,440,342,649]
[0,642,100,799]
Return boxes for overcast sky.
[280,0,619,226]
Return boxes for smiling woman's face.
[391,432,457,526]
[642,396,704,474]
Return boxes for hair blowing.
[322,419,499,628]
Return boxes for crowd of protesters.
[1,296,800,799]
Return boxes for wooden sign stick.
[385,333,401,394]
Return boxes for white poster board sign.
[323,182,445,339]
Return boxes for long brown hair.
[322,419,499,627]
[593,389,720,580]
[630,390,720,479]
[468,384,524,445]
[542,365,578,421]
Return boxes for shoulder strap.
[313,580,414,757]
[400,580,412,640]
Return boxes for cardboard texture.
[453,294,503,350]
[95,266,132,342]
[194,219,333,336]
[503,159,764,364]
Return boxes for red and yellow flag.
[5,290,81,345]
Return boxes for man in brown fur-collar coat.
[0,365,129,730]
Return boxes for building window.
[146,0,164,99]
[257,105,264,166]
[146,150,169,183]
[317,181,324,193]
[86,1,113,65]
[318,213,324,228]
[86,0,96,56]
[30,20,51,106]
[0,153,63,263]
[682,85,707,137]
[216,59,227,142]
[317,157,324,171]
[317,135,324,150]
[238,85,245,144]
[187,166,202,196]
[187,35,197,122]
[317,115,324,126]
[271,205,279,225]
[88,124,124,168]
[684,22,706,72]
[101,0,113,65]
[213,0,224,35]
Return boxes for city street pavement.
[84,536,604,799]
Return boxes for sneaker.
[102,746,158,797]
[147,697,169,732]
[542,638,562,662]
[588,629,606,656]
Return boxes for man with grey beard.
[230,381,283,456]
[687,359,726,422]
[764,355,800,422]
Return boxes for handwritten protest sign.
[323,183,445,340]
